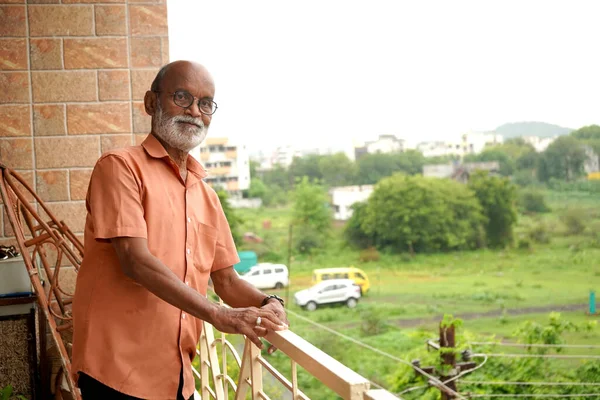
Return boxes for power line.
[470,342,600,350]
[483,353,600,360]
[468,394,600,398]
[287,309,466,399]
[462,381,600,388]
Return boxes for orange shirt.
[72,134,239,399]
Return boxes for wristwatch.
[261,294,285,308]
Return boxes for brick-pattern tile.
[0,5,27,36]
[35,136,100,168]
[101,134,131,153]
[67,103,131,134]
[95,5,126,36]
[98,70,129,101]
[62,0,123,3]
[27,0,60,4]
[28,5,94,36]
[36,170,68,202]
[129,4,167,36]
[0,105,31,137]
[0,72,29,103]
[2,0,26,4]
[161,36,169,64]
[32,71,96,102]
[69,169,91,201]
[132,101,150,133]
[64,38,127,69]
[33,104,65,136]
[44,201,86,233]
[30,38,62,70]
[0,138,33,169]
[131,68,157,100]
[0,38,27,70]
[130,37,161,68]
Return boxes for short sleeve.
[88,155,148,240]
[210,196,240,272]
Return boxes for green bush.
[358,174,486,253]
[561,208,588,235]
[518,189,551,213]
[358,246,380,262]
[527,222,551,244]
[469,171,518,248]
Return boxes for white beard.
[152,102,207,152]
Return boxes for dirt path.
[334,303,590,330]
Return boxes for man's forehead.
[162,64,215,95]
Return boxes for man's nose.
[185,101,202,118]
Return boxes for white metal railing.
[192,320,400,400]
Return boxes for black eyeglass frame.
[153,90,218,115]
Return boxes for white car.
[240,263,289,290]
[294,279,361,311]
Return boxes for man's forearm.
[213,271,268,309]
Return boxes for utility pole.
[285,224,293,307]
[412,319,477,399]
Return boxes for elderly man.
[71,61,288,400]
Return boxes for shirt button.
[182,313,186,319]
[186,281,190,286]
[187,217,191,223]
[186,248,191,254]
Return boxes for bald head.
[151,61,214,94]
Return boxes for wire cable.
[483,353,600,360]
[287,309,466,399]
[462,381,600,388]
[470,342,600,350]
[468,393,600,398]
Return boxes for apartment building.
[353,134,405,159]
[193,137,251,196]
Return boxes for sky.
[167,0,600,154]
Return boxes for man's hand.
[258,299,289,354]
[211,305,288,350]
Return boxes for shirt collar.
[141,134,207,180]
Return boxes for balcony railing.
[193,319,399,400]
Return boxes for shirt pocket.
[192,222,218,272]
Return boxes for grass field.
[230,190,600,398]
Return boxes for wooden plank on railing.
[265,330,371,400]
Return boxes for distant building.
[354,134,405,159]
[417,132,503,158]
[330,185,374,220]
[194,137,251,197]
[423,161,500,183]
[521,136,557,152]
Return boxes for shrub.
[561,208,587,235]
[360,307,388,336]
[358,247,380,262]
[518,189,551,213]
[360,174,486,253]
[528,223,551,244]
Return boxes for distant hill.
[495,122,573,139]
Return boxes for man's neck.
[151,133,188,181]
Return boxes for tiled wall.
[0,0,169,247]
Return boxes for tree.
[464,148,515,176]
[570,124,600,155]
[468,171,517,248]
[343,202,374,249]
[289,154,323,183]
[292,177,332,253]
[318,153,357,187]
[216,190,243,246]
[360,174,485,253]
[261,165,291,190]
[248,178,268,199]
[537,136,587,182]
[357,153,401,184]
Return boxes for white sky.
[167,0,600,153]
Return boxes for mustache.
[171,115,204,129]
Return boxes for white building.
[354,135,405,159]
[417,132,503,158]
[193,137,251,196]
[521,136,557,152]
[330,185,374,220]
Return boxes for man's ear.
[144,91,157,116]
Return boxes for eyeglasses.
[154,90,218,115]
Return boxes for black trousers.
[79,371,193,400]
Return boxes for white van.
[240,263,289,290]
